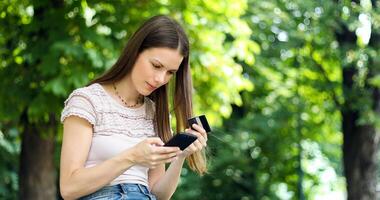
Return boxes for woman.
[59,15,208,200]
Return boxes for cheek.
[134,61,152,77]
[163,75,174,84]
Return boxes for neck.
[113,77,143,104]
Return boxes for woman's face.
[130,47,184,96]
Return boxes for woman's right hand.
[128,137,181,168]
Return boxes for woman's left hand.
[178,124,208,158]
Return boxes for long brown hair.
[89,15,207,175]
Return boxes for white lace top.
[60,83,157,187]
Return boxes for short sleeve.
[60,91,97,125]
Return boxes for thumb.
[146,137,164,146]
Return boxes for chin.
[138,88,153,96]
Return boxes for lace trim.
[64,89,94,108]
[61,112,96,126]
[94,129,156,138]
[99,110,153,120]
[94,118,156,138]
[61,84,158,138]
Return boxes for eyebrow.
[152,58,178,72]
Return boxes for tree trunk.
[342,67,380,200]
[19,112,57,199]
[18,0,64,198]
[342,110,379,200]
[336,0,380,197]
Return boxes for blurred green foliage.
[1,0,380,199]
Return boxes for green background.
[1,0,380,199]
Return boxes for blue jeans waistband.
[119,183,150,194]
[79,183,156,200]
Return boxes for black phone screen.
[164,132,197,150]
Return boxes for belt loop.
[117,184,123,192]
[137,184,155,200]
[119,183,128,194]
[136,184,148,194]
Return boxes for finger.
[191,124,207,138]
[193,140,204,150]
[180,146,195,157]
[146,137,164,146]
[153,152,178,161]
[186,129,207,146]
[151,155,178,166]
[195,137,207,147]
[189,144,198,153]
[163,156,178,163]
[180,148,191,157]
[154,146,181,154]
[185,128,201,139]
[186,143,198,153]
[163,155,179,163]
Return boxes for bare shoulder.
[60,115,93,176]
[62,116,93,145]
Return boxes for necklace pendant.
[113,82,143,108]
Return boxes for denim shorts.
[79,183,157,200]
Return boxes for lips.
[146,82,158,90]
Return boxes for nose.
[154,71,166,85]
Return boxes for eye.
[152,62,161,69]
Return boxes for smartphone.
[164,132,197,150]
[188,115,211,133]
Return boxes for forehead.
[141,47,184,70]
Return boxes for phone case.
[188,115,211,133]
[164,132,197,150]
